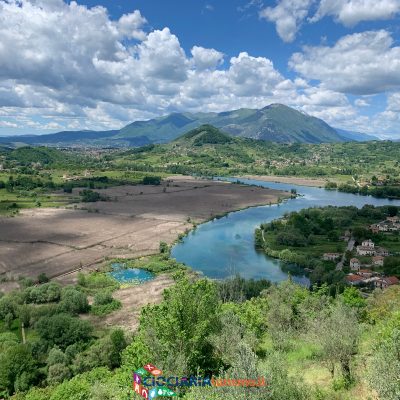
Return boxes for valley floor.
[0,176,288,289]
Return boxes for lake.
[171,178,400,283]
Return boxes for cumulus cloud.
[0,0,397,136]
[259,0,400,42]
[310,0,400,26]
[289,30,400,95]
[259,0,314,42]
[191,46,224,70]
[117,10,147,40]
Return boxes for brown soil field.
[82,274,176,332]
[238,174,328,187]
[0,176,287,286]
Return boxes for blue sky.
[0,0,400,137]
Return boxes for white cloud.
[354,98,370,107]
[310,0,400,26]
[0,0,398,137]
[117,10,147,40]
[191,46,224,70]
[289,30,400,95]
[387,92,400,112]
[0,121,19,128]
[259,0,314,42]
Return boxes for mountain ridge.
[0,104,381,146]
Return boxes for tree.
[47,364,71,386]
[4,312,14,330]
[367,315,400,399]
[125,276,220,377]
[311,302,360,382]
[59,287,89,314]
[0,344,37,396]
[36,314,92,350]
[109,329,127,369]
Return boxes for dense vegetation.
[114,127,400,198]
[1,270,399,400]
[256,205,400,291]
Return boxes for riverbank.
[237,174,329,187]
[0,176,288,289]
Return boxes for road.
[336,238,355,270]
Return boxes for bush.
[79,189,107,202]
[37,273,50,284]
[59,287,89,314]
[23,283,61,304]
[142,176,161,185]
[90,299,121,317]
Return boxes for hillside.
[119,104,344,144]
[335,128,379,142]
[176,124,232,146]
[0,104,379,147]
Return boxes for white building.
[350,258,360,271]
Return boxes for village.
[324,215,400,290]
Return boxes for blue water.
[109,263,154,283]
[171,178,400,283]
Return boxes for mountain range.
[0,104,379,147]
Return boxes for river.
[171,178,400,284]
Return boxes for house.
[372,255,384,266]
[346,274,365,286]
[376,247,389,257]
[357,240,376,256]
[350,258,360,271]
[386,216,399,223]
[357,246,376,256]
[323,253,341,261]
[362,239,374,248]
[358,269,374,278]
[375,276,400,289]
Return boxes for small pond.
[109,263,154,284]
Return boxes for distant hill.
[177,125,232,146]
[334,128,379,142]
[118,104,344,144]
[0,104,380,146]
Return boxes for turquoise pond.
[109,263,154,283]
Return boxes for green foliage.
[77,272,119,294]
[341,287,367,309]
[367,313,400,399]
[142,175,161,185]
[0,344,38,396]
[79,189,104,202]
[23,283,61,304]
[37,273,49,284]
[217,274,271,302]
[131,276,221,376]
[90,298,121,317]
[58,287,89,314]
[36,313,92,350]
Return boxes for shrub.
[59,287,89,314]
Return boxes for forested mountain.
[0,104,380,147]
